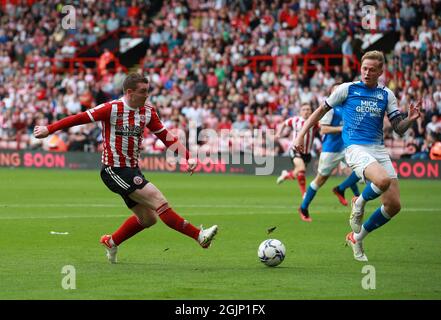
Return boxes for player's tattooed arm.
[390,100,422,136]
[390,114,410,136]
[323,102,332,112]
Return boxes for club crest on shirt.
[133,176,143,185]
[377,93,384,100]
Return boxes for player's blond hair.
[361,51,385,68]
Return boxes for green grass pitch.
[0,168,440,299]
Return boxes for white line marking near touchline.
[0,207,438,220]
[1,203,439,211]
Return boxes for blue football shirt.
[320,105,344,153]
[325,81,401,147]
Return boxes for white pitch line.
[0,203,291,209]
[0,207,438,220]
[0,203,440,211]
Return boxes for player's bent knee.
[156,202,170,215]
[376,176,391,191]
[391,201,401,215]
[316,175,329,186]
[151,192,168,208]
[138,216,157,228]
[385,200,401,216]
[143,215,157,228]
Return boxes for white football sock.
[354,226,369,242]
[355,194,366,211]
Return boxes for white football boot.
[100,235,118,264]
[345,231,368,262]
[276,170,289,184]
[198,225,218,248]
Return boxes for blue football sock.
[350,183,360,196]
[363,205,391,233]
[361,182,383,201]
[338,171,360,193]
[301,182,318,210]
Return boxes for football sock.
[301,181,319,210]
[350,183,360,197]
[355,205,391,241]
[112,215,145,246]
[355,182,383,209]
[157,203,200,240]
[354,225,369,242]
[338,171,360,194]
[297,170,306,196]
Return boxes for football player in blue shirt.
[294,51,421,261]
[299,85,361,221]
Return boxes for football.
[257,239,286,267]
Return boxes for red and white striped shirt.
[47,98,189,168]
[86,99,164,167]
[285,116,319,155]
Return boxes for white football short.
[344,144,397,182]
[317,151,346,176]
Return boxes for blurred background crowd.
[0,0,440,160]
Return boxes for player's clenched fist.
[34,126,49,139]
[294,135,304,153]
[187,158,197,175]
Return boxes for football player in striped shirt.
[275,103,319,221]
[34,73,218,263]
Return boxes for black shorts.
[100,165,149,208]
[289,148,312,165]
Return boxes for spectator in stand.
[217,115,232,131]
[426,114,441,141]
[128,0,141,19]
[106,12,120,33]
[98,49,116,77]
[400,1,417,30]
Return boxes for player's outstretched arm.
[294,104,330,152]
[33,112,92,139]
[391,100,422,136]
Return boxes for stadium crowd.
[0,0,440,160]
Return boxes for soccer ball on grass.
[257,239,286,267]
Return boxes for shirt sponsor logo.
[115,125,142,136]
[356,100,382,116]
